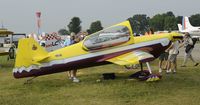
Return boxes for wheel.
[129,70,150,80]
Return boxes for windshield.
[83,25,130,50]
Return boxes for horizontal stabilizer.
[33,55,49,62]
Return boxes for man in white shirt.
[179,32,199,67]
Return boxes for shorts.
[168,54,177,63]
[159,52,169,61]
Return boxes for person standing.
[63,35,71,47]
[158,51,169,73]
[166,41,180,73]
[180,32,199,67]
[67,32,80,82]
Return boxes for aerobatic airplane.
[13,20,182,81]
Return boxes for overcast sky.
[0,0,200,34]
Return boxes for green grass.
[0,56,200,105]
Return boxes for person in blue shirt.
[67,32,80,82]
[63,35,71,47]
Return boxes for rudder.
[183,16,194,29]
[14,38,49,68]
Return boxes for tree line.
[58,11,200,35]
[58,17,103,35]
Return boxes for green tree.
[163,11,177,30]
[150,11,177,31]
[58,28,69,35]
[67,17,82,34]
[86,29,91,35]
[165,11,175,17]
[128,14,150,34]
[164,16,177,31]
[88,20,103,34]
[150,14,165,31]
[176,16,183,24]
[190,14,200,26]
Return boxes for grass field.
[0,56,200,105]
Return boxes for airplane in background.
[0,28,25,60]
[13,20,183,82]
[0,28,14,57]
[178,16,200,38]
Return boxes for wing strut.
[140,63,143,71]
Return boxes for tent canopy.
[0,28,14,36]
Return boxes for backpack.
[192,38,198,47]
[185,38,197,53]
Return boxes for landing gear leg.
[146,62,152,74]
[140,63,143,71]
[128,62,150,79]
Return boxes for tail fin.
[14,38,49,68]
[182,16,194,30]
[177,24,183,32]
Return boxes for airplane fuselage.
[187,28,200,36]
[180,29,200,37]
[13,21,181,79]
[13,34,174,78]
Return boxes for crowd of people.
[27,31,87,83]
[158,32,199,74]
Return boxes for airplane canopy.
[83,25,130,51]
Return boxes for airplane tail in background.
[177,24,183,32]
[14,38,49,69]
[182,16,194,30]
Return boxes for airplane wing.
[106,50,155,65]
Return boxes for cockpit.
[83,25,130,51]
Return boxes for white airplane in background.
[178,16,200,38]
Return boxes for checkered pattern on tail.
[44,33,61,41]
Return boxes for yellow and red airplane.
[13,20,182,80]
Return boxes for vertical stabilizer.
[177,24,183,32]
[14,38,49,68]
[183,16,194,29]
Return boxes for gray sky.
[0,0,200,34]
